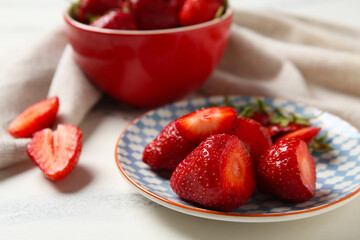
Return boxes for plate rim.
[115,95,360,222]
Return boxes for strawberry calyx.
[308,133,333,152]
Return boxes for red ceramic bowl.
[64,8,233,108]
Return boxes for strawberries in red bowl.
[64,0,232,108]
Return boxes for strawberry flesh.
[176,106,237,144]
[276,126,321,143]
[143,121,196,171]
[27,124,82,181]
[8,96,59,138]
[233,117,273,163]
[170,134,256,211]
[256,138,316,202]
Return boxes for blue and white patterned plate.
[115,96,360,222]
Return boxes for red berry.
[167,0,185,11]
[130,0,179,30]
[256,138,316,202]
[8,96,59,138]
[90,10,138,30]
[77,0,119,23]
[170,134,256,211]
[276,126,321,143]
[27,124,82,181]
[179,0,224,26]
[250,112,270,126]
[175,107,237,144]
[143,121,196,171]
[265,123,307,138]
[233,117,273,162]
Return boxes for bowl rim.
[64,6,233,35]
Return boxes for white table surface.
[1,0,360,239]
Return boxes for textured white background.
[1,0,360,239]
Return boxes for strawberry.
[167,0,185,11]
[256,138,316,202]
[143,121,196,171]
[8,96,59,138]
[77,0,120,23]
[27,124,82,181]
[90,10,138,30]
[170,134,256,211]
[175,106,237,144]
[130,0,179,30]
[276,126,321,143]
[233,117,273,162]
[178,0,224,26]
[250,112,270,126]
[265,123,307,138]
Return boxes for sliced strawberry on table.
[179,0,225,26]
[27,124,82,181]
[8,96,59,138]
[233,117,273,163]
[90,9,138,30]
[143,121,196,171]
[276,126,321,143]
[256,138,316,202]
[175,106,237,144]
[170,134,256,211]
[130,0,179,30]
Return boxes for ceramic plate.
[115,96,360,222]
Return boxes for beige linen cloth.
[1,8,360,169]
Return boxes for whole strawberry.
[90,10,138,30]
[167,0,185,11]
[130,0,179,30]
[142,121,196,171]
[256,138,316,202]
[170,134,256,211]
[76,0,120,23]
[179,0,224,26]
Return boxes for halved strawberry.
[276,126,321,143]
[27,124,82,181]
[233,117,273,163]
[175,106,237,144]
[256,138,316,202]
[8,96,59,138]
[170,134,256,211]
[143,121,196,171]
